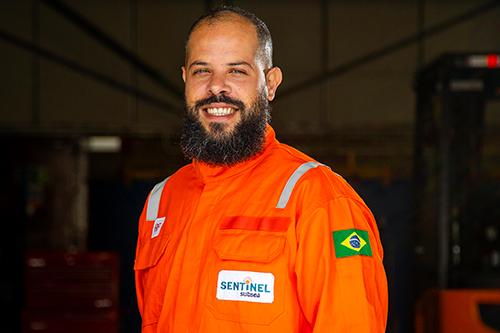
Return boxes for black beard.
[180,92,271,167]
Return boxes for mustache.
[194,94,246,111]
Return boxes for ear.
[265,67,283,101]
[182,66,187,83]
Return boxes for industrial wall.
[2,0,499,135]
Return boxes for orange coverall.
[135,126,388,332]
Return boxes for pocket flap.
[221,216,291,232]
[134,234,170,270]
[215,216,290,263]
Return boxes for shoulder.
[169,163,196,180]
[263,141,364,215]
[144,164,196,206]
[151,163,196,189]
[271,141,358,199]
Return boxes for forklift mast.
[411,53,500,332]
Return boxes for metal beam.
[319,0,330,129]
[280,0,500,99]
[39,0,184,100]
[0,29,181,115]
[32,0,41,125]
[417,0,426,68]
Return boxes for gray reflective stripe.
[146,177,170,221]
[276,162,325,209]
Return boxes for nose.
[207,72,231,96]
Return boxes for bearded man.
[134,6,388,332]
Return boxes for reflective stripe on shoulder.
[276,162,325,209]
[146,177,170,221]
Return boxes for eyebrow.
[188,61,209,70]
[188,61,254,70]
[228,61,253,69]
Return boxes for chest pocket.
[206,216,291,326]
[134,234,170,270]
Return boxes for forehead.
[186,16,259,63]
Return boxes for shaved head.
[185,6,273,71]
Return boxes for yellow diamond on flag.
[340,232,367,252]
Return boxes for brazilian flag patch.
[332,229,372,258]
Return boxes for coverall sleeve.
[134,209,147,318]
[295,196,388,332]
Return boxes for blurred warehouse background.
[1,0,500,332]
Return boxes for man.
[135,6,388,332]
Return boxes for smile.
[206,107,237,116]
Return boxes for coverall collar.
[193,125,277,183]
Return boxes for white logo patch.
[216,270,274,304]
[151,217,165,238]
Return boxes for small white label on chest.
[151,217,165,238]
[216,270,274,304]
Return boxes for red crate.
[22,309,119,333]
[22,252,120,333]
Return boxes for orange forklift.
[411,53,500,332]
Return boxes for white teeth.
[206,107,235,116]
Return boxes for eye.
[230,68,247,75]
[193,68,209,75]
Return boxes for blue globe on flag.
[349,235,361,249]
